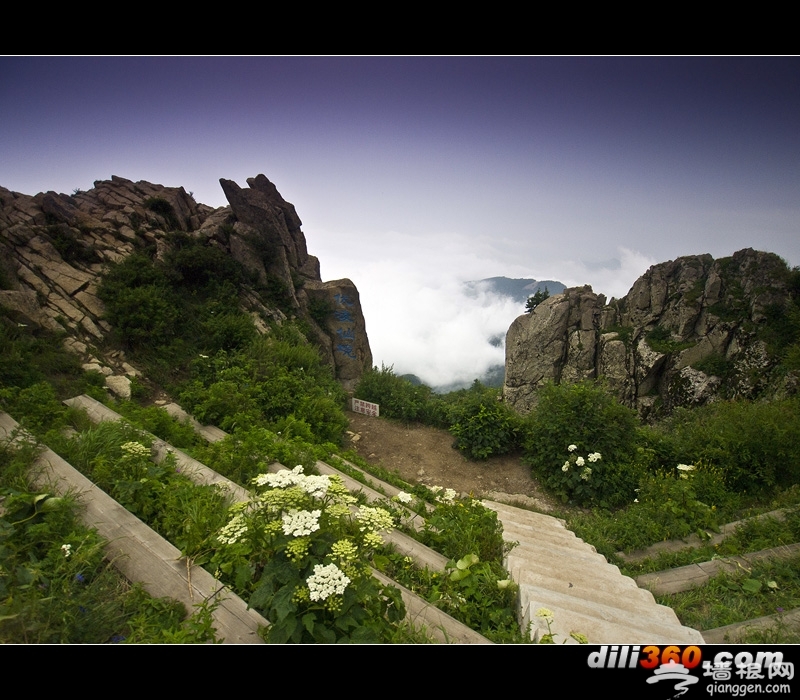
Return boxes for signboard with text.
[351,398,379,417]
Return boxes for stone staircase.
[483,500,705,644]
[59,395,488,644]
[49,394,708,644]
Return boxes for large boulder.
[504,249,796,417]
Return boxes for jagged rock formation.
[504,249,798,418]
[0,174,371,394]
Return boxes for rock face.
[504,249,796,417]
[0,174,372,393]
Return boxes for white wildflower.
[677,464,696,472]
[253,465,305,489]
[634,498,639,503]
[307,563,351,601]
[357,506,394,533]
[562,462,570,472]
[61,544,72,558]
[299,474,330,498]
[217,513,248,545]
[395,491,413,504]
[282,509,321,537]
[120,441,150,458]
[568,444,577,452]
[438,488,457,504]
[588,452,601,463]
[535,607,554,620]
[575,456,585,467]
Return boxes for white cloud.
[309,226,656,388]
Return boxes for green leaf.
[302,612,316,634]
[456,553,480,570]
[741,579,762,594]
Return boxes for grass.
[658,555,800,631]
[0,438,218,643]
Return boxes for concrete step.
[506,532,609,564]
[518,580,683,631]
[521,591,704,644]
[499,518,590,548]
[506,548,639,593]
[487,499,704,644]
[508,560,666,614]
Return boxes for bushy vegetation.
[0,437,218,643]
[97,241,256,384]
[645,398,800,494]
[96,238,349,445]
[523,381,640,507]
[180,331,348,445]
[354,367,521,460]
[354,364,444,425]
[445,383,520,459]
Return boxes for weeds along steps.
[0,412,267,643]
[626,514,800,642]
[112,395,706,644]
[63,394,490,644]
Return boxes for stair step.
[488,497,703,644]
[521,593,705,644]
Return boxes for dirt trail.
[346,411,558,512]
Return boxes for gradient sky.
[2,57,799,387]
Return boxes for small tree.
[525,287,550,313]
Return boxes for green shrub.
[659,399,800,493]
[645,326,695,354]
[144,197,180,230]
[180,331,347,444]
[355,364,438,424]
[446,384,520,459]
[522,381,640,506]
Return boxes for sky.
[2,57,799,388]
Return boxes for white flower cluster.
[356,506,394,533]
[300,475,331,498]
[395,491,413,504]
[282,509,322,537]
[121,441,150,458]
[253,465,305,489]
[562,446,600,481]
[253,466,331,498]
[217,512,248,545]
[438,488,457,504]
[61,543,72,558]
[307,563,351,601]
[677,463,697,480]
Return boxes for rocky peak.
[0,174,371,395]
[504,249,797,418]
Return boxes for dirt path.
[346,411,558,512]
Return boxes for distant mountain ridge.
[465,277,566,305]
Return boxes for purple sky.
[3,57,799,387]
